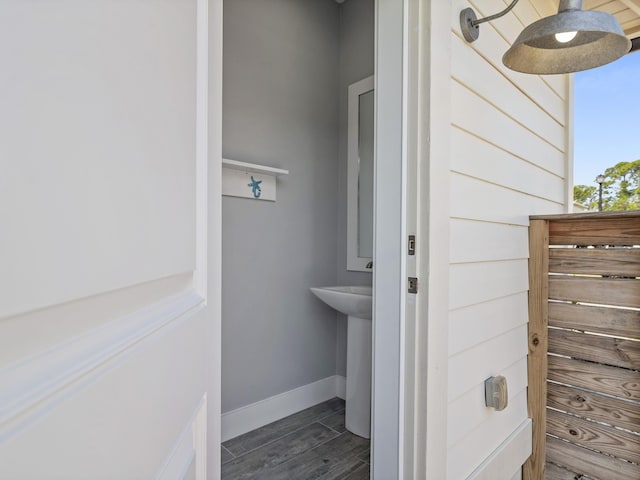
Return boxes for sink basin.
[310,286,372,320]
[311,285,373,438]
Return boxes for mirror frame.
[347,75,374,272]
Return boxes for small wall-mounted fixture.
[485,375,509,411]
[460,0,631,74]
[221,159,289,202]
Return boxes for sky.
[573,50,640,187]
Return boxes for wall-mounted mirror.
[347,75,374,272]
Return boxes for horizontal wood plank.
[547,382,640,434]
[548,355,640,401]
[545,461,595,480]
[545,216,640,246]
[547,409,640,464]
[548,328,640,370]
[546,435,640,480]
[549,247,640,276]
[532,211,640,221]
[531,211,640,478]
[548,302,640,339]
[549,276,640,309]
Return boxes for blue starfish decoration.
[248,176,263,198]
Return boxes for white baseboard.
[222,374,346,442]
[467,418,532,480]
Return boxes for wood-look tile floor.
[221,398,370,480]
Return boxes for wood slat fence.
[523,211,640,480]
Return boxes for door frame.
[371,0,407,477]
[207,0,223,475]
[373,0,451,478]
[208,0,440,477]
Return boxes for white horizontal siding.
[447,356,528,448]
[451,0,565,122]
[451,128,565,204]
[452,81,564,177]
[449,292,528,356]
[467,419,532,480]
[447,0,568,477]
[449,259,528,311]
[451,35,564,150]
[451,173,562,225]
[450,220,529,264]
[448,389,529,479]
[448,324,528,402]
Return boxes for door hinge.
[408,235,416,256]
[408,277,418,294]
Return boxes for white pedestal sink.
[310,286,372,439]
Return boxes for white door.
[0,1,221,479]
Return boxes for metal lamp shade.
[503,9,631,74]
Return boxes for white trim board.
[467,418,532,480]
[222,158,289,176]
[221,375,346,442]
[156,394,207,480]
[0,291,204,443]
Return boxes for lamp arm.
[460,0,521,43]
[472,0,520,26]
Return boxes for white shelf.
[221,158,288,202]
[222,158,289,177]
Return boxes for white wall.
[221,0,341,413]
[445,0,568,478]
[0,0,215,477]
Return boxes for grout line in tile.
[262,427,341,473]
[314,407,345,431]
[345,461,371,480]
[316,420,341,435]
[227,402,344,456]
[225,419,339,463]
[315,427,345,444]
[221,444,235,459]
[321,458,368,480]
[314,406,345,422]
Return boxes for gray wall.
[335,0,375,377]
[222,0,341,413]
[222,0,375,412]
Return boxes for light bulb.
[555,31,577,43]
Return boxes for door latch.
[408,235,416,256]
[408,277,418,294]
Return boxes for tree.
[573,184,598,210]
[574,159,640,211]
[602,160,640,211]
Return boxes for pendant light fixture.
[460,0,632,75]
